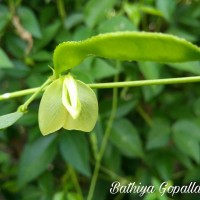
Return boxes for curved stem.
[68,165,83,200]
[87,65,119,200]
[136,105,153,127]
[1,76,200,100]
[17,79,52,112]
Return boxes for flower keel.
[62,74,81,119]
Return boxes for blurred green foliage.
[0,0,200,199]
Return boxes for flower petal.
[63,80,98,132]
[39,78,67,135]
[62,74,81,119]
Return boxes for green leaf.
[167,61,200,75]
[53,191,65,200]
[0,111,23,129]
[100,98,137,118]
[18,134,57,187]
[17,6,42,38]
[146,118,170,150]
[123,3,141,27]
[156,0,176,22]
[5,33,27,58]
[34,20,61,51]
[67,193,82,200]
[73,26,94,41]
[172,119,200,163]
[39,78,66,135]
[173,119,200,142]
[64,13,84,29]
[53,32,200,75]
[0,5,11,32]
[59,131,91,176]
[97,15,137,33]
[0,48,13,68]
[138,62,161,80]
[63,80,98,132]
[173,149,193,170]
[103,144,121,173]
[140,5,163,17]
[167,27,198,43]
[138,61,163,101]
[184,166,200,183]
[155,154,173,180]
[193,97,200,116]
[17,112,37,126]
[30,51,52,62]
[0,151,10,164]
[85,0,116,28]
[110,118,144,158]
[20,186,41,200]
[91,58,119,80]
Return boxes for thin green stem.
[136,105,153,126]
[18,79,52,112]
[0,87,40,101]
[89,132,99,161]
[8,0,16,15]
[1,76,200,101]
[87,66,119,200]
[88,76,200,89]
[57,0,66,21]
[68,165,84,200]
[114,194,125,200]
[99,165,128,183]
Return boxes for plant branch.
[17,79,52,112]
[1,76,200,101]
[89,76,200,88]
[68,165,83,200]
[87,62,119,200]
[136,105,153,126]
[0,88,40,101]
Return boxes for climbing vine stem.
[89,76,200,88]
[87,62,120,200]
[1,76,200,101]
[17,78,52,112]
